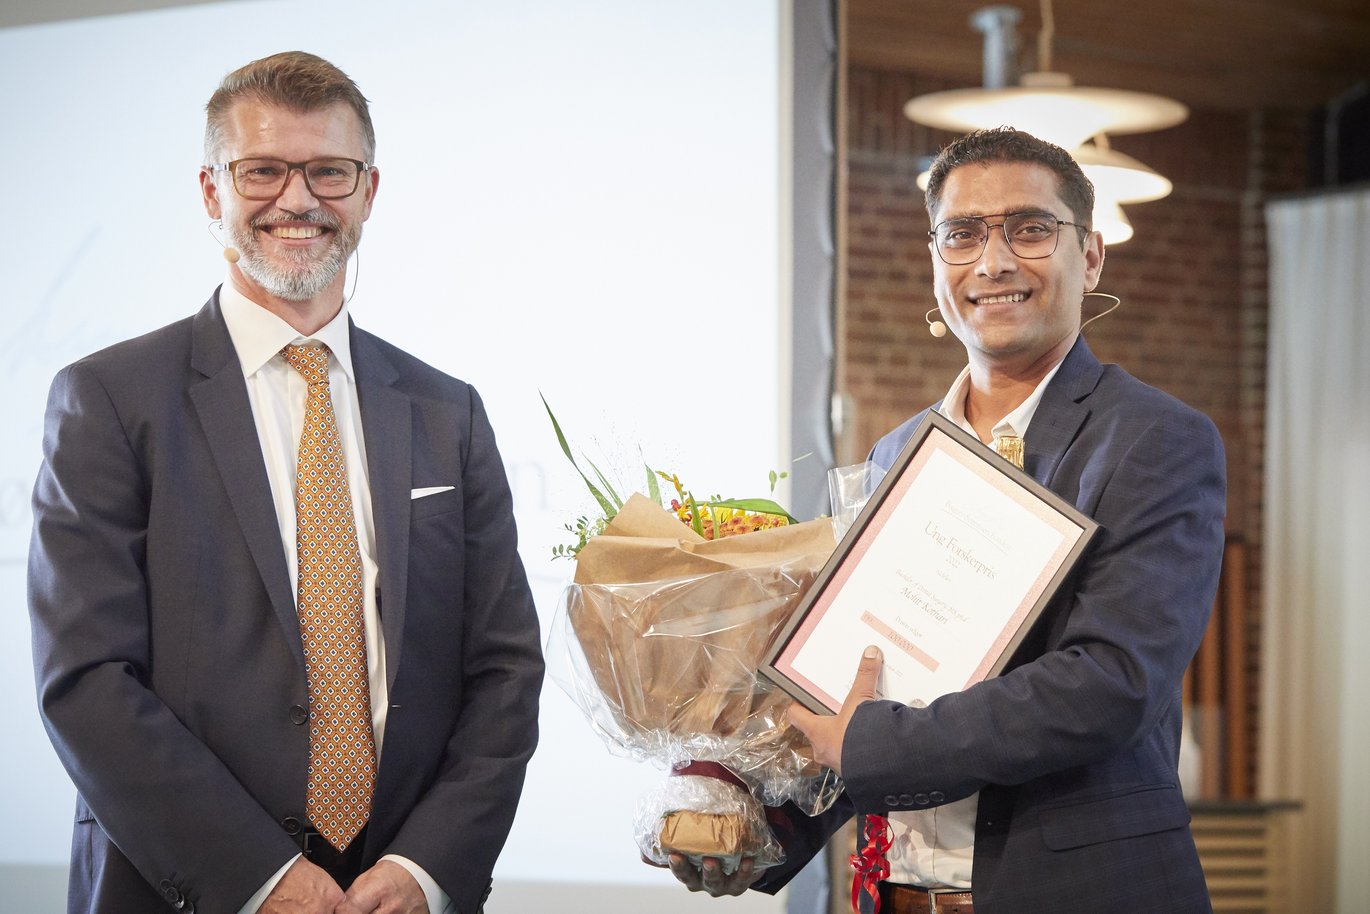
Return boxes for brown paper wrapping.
[566,494,834,759]
[658,810,748,858]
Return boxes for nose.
[276,165,320,212]
[976,224,1018,278]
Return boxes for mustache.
[249,210,341,231]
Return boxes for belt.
[290,824,368,888]
[878,882,974,914]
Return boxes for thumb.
[787,701,818,739]
[842,645,883,711]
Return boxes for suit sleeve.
[840,404,1226,811]
[28,362,301,912]
[379,387,544,914]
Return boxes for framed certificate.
[762,411,1099,714]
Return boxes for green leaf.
[585,455,624,511]
[685,491,705,537]
[644,463,662,506]
[541,392,617,518]
[713,498,798,524]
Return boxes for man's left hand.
[341,860,427,914]
[788,645,883,775]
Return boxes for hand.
[343,860,428,914]
[258,858,354,914]
[655,852,763,897]
[787,645,883,775]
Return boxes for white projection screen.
[0,1,828,911]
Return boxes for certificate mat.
[762,412,1098,714]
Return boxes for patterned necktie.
[281,343,376,851]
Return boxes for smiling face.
[930,161,1104,376]
[200,99,377,312]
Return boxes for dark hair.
[924,127,1094,229]
[204,51,375,163]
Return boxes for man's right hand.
[258,857,363,914]
[662,853,763,897]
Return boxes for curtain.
[1261,187,1370,912]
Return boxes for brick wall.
[839,66,1313,794]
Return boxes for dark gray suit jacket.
[29,291,544,914]
[758,336,1224,913]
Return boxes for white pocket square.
[411,486,455,499]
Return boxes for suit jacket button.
[290,705,308,725]
[162,885,181,903]
[913,793,930,806]
[282,816,303,836]
[929,791,946,803]
[897,793,915,806]
[882,794,899,807]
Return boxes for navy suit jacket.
[757,336,1224,913]
[28,292,544,914]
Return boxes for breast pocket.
[410,487,461,520]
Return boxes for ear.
[200,167,223,220]
[360,166,380,221]
[1082,229,1106,291]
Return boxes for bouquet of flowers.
[544,399,841,874]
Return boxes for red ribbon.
[670,760,749,793]
[849,813,892,914]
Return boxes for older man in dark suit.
[667,128,1224,913]
[29,51,543,914]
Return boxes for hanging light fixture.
[905,0,1186,245]
[904,0,1188,150]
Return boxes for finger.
[667,852,704,891]
[842,645,883,711]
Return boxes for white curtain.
[1262,188,1370,913]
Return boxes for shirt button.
[289,705,308,725]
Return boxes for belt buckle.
[925,887,966,914]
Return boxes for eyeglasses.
[209,158,371,201]
[929,211,1087,265]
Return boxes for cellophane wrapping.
[549,493,841,868]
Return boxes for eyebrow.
[937,207,1064,224]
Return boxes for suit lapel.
[1024,335,1104,488]
[187,293,304,666]
[351,326,411,691]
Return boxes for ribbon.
[669,760,749,793]
[849,813,892,914]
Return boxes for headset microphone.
[1081,292,1121,331]
[208,220,241,263]
[925,307,947,338]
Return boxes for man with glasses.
[29,52,543,914]
[668,128,1224,912]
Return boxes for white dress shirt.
[218,284,452,914]
[884,357,1064,889]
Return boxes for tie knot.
[282,343,332,386]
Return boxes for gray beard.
[227,218,360,302]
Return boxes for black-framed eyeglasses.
[208,158,371,201]
[929,211,1088,265]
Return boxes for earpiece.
[1081,292,1121,331]
[925,308,947,338]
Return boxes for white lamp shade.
[1073,144,1172,204]
[1093,197,1134,245]
[904,72,1188,151]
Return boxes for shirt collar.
[219,282,355,382]
[938,357,1066,442]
